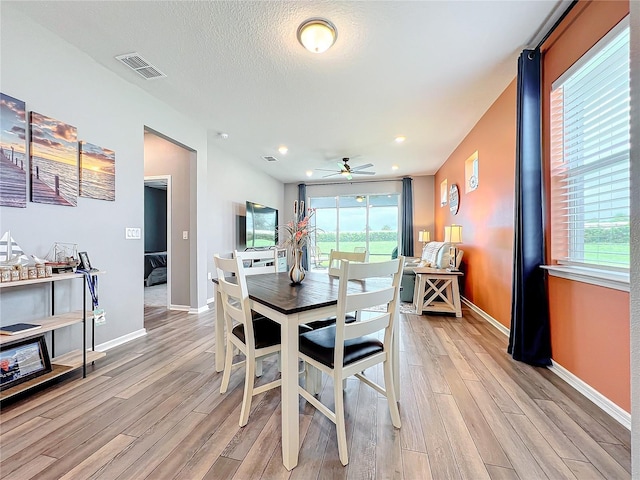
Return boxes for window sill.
[541,265,629,292]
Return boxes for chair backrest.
[233,249,277,276]
[214,254,256,348]
[334,256,404,367]
[328,249,367,277]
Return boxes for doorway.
[144,176,171,308]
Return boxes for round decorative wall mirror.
[449,184,459,215]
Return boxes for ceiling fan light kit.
[297,18,337,53]
[316,157,376,181]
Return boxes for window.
[309,194,400,264]
[550,18,630,270]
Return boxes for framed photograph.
[0,93,28,208]
[30,111,78,207]
[79,141,115,201]
[78,251,92,271]
[0,335,52,390]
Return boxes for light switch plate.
[183,231,189,240]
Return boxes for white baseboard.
[549,361,631,430]
[95,328,147,352]
[461,296,631,430]
[461,296,510,337]
[169,304,190,312]
[189,305,210,314]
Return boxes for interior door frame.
[144,175,172,308]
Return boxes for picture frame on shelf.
[78,251,92,271]
[0,335,52,390]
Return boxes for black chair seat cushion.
[232,318,312,349]
[299,325,383,368]
[304,313,357,330]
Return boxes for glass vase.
[289,248,305,284]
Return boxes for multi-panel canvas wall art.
[29,112,78,206]
[79,141,115,201]
[0,93,28,208]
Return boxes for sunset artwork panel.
[0,93,27,208]
[80,141,115,201]
[29,112,78,206]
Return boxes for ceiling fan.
[316,158,376,180]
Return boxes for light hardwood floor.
[0,305,631,479]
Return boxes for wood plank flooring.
[0,305,631,479]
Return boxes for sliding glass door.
[309,194,399,265]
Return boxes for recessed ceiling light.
[218,132,229,140]
[395,136,406,143]
[297,18,337,53]
[278,145,288,155]
[392,165,399,170]
[306,170,313,177]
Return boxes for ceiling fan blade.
[322,172,342,178]
[351,163,373,171]
[316,168,341,172]
[337,162,348,171]
[344,172,353,180]
[351,171,376,175]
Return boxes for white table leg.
[393,306,400,399]
[215,286,225,372]
[281,314,300,470]
[451,277,462,317]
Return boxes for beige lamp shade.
[418,230,430,243]
[444,224,463,244]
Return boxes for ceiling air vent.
[262,156,278,162]
[115,53,167,80]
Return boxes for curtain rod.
[535,0,579,50]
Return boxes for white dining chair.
[214,254,282,427]
[327,249,367,277]
[297,256,404,465]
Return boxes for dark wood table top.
[213,271,391,315]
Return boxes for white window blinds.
[550,19,630,269]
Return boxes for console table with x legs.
[412,267,463,317]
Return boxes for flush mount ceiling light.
[297,18,337,53]
[395,135,406,143]
[278,145,289,155]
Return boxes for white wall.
[629,1,639,476]
[0,7,282,349]
[206,139,284,300]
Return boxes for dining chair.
[328,249,367,277]
[298,256,404,465]
[214,254,282,427]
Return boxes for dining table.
[212,270,400,470]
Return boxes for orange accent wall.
[548,276,630,411]
[434,80,517,329]
[542,0,630,413]
[434,0,630,413]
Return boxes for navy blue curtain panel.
[508,49,551,367]
[401,177,414,257]
[298,183,309,270]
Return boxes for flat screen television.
[245,201,278,248]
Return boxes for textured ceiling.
[5,1,566,184]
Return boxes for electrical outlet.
[125,227,141,240]
[207,272,212,280]
[183,231,189,240]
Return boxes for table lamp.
[418,230,430,246]
[444,224,462,270]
